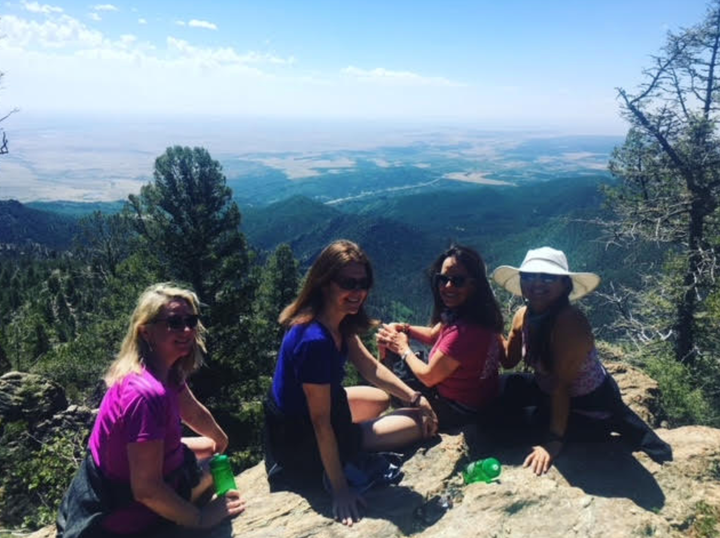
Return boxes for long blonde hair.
[104,283,206,387]
[279,239,375,336]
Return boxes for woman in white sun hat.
[492,247,672,475]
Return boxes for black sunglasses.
[520,272,561,284]
[154,314,200,332]
[333,277,371,291]
[434,273,473,288]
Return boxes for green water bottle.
[209,454,237,496]
[462,457,501,484]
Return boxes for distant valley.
[2,126,626,323]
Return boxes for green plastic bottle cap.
[210,454,229,468]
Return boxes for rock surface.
[21,363,720,538]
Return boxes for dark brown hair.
[430,244,504,332]
[279,239,375,336]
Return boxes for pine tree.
[128,146,249,308]
[249,244,300,372]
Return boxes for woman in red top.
[377,245,505,429]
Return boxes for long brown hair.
[279,239,375,336]
[430,245,504,333]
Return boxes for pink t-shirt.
[89,368,185,533]
[429,322,501,409]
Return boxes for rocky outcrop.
[0,372,95,528]
[0,371,68,424]
[221,426,720,538]
[24,426,720,538]
[33,404,97,444]
[21,364,720,538]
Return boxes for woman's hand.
[418,396,439,438]
[376,324,410,356]
[198,490,246,528]
[332,487,367,526]
[523,441,563,475]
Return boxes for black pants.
[493,373,672,464]
[263,385,363,490]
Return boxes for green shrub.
[641,344,718,427]
[1,428,87,529]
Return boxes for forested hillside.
[0,200,77,249]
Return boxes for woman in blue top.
[264,240,438,526]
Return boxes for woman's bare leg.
[190,459,214,502]
[360,408,423,451]
[346,386,391,423]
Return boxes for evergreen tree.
[249,244,300,372]
[128,146,249,308]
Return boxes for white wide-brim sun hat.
[492,246,601,301]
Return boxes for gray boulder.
[0,371,67,425]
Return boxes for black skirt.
[263,384,363,490]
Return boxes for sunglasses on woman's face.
[154,314,200,332]
[520,272,561,284]
[333,277,371,291]
[434,273,472,288]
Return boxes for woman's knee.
[346,386,391,422]
[183,436,216,460]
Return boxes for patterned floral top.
[522,322,606,397]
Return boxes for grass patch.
[688,501,719,538]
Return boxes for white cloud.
[88,12,101,21]
[341,66,460,87]
[21,1,63,14]
[165,36,292,68]
[0,11,549,126]
[174,20,186,26]
[92,4,118,11]
[0,14,105,48]
[238,51,294,65]
[138,18,147,25]
[188,19,217,30]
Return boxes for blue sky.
[0,0,712,133]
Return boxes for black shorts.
[386,351,480,430]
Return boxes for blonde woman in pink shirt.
[57,283,245,538]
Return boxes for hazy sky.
[0,0,712,133]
